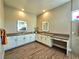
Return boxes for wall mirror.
[42,21,49,32]
[17,20,27,32]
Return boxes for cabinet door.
[24,35,30,44]
[29,34,35,42]
[17,35,25,47]
[46,36,52,47]
[36,34,41,42]
[41,35,46,44]
[11,36,17,48]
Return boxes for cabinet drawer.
[36,34,42,42]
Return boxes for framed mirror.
[17,20,27,32]
[42,21,49,32]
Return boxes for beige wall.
[37,2,71,34]
[5,5,37,33]
[72,0,79,55]
[0,0,4,28]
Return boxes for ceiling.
[4,0,70,15]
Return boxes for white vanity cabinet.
[14,34,36,47]
[36,34,53,47]
[4,34,36,51]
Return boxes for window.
[72,10,79,22]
